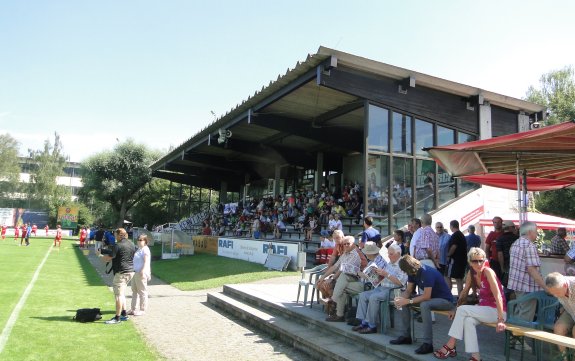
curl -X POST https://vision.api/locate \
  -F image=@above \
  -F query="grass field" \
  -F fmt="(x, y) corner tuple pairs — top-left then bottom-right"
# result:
(0, 237), (161, 361)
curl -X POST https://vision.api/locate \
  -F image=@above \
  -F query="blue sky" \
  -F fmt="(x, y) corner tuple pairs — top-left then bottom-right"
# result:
(1, 0), (574, 162)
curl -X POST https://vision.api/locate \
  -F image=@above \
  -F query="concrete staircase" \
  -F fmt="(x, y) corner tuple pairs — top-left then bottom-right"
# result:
(207, 283), (409, 361)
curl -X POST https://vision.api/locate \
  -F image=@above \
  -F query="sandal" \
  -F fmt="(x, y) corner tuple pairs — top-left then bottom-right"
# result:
(433, 344), (457, 359)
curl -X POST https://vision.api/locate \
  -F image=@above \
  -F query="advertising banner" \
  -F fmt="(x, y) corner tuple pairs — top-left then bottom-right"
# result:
(0, 208), (48, 228)
(57, 206), (79, 229)
(217, 237), (298, 270)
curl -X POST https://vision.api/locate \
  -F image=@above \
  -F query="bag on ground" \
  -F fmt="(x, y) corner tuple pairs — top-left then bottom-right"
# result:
(73, 308), (102, 322)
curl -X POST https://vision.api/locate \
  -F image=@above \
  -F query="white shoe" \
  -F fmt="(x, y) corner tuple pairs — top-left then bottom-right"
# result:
(133, 310), (145, 316)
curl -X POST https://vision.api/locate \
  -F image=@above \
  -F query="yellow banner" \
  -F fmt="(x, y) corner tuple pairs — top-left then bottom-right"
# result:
(57, 206), (79, 229)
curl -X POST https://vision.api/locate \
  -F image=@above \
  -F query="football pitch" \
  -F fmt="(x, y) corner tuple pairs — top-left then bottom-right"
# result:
(0, 237), (160, 361)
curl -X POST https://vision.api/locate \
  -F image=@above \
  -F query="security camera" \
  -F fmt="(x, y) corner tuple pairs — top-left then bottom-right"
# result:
(217, 129), (232, 144)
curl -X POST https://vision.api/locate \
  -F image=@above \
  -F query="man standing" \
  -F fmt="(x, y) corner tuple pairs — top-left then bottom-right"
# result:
(31, 224), (37, 237)
(44, 224), (49, 236)
(94, 226), (105, 253)
(391, 255), (454, 354)
(414, 214), (439, 268)
(436, 222), (451, 284)
(507, 221), (546, 321)
(25, 223), (32, 246)
(446, 220), (467, 296)
(409, 218), (422, 257)
(97, 228), (135, 324)
(360, 216), (381, 248)
(545, 272), (575, 356)
(320, 236), (363, 322)
(20, 223), (28, 246)
(551, 227), (569, 255)
(485, 216), (504, 281)
(496, 220), (519, 289)
(465, 225), (481, 252)
(54, 225), (62, 247)
(353, 244), (408, 333)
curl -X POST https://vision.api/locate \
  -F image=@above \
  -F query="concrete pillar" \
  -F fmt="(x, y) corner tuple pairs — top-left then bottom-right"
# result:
(274, 165), (281, 197)
(219, 181), (228, 204)
(479, 102), (492, 140)
(518, 112), (530, 133)
(315, 152), (324, 191)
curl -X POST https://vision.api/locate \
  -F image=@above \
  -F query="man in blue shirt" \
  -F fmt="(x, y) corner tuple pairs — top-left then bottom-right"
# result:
(360, 216), (381, 249)
(390, 255), (454, 354)
(466, 225), (481, 252)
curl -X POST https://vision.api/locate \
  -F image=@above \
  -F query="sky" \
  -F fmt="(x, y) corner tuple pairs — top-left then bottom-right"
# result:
(1, 1), (574, 162)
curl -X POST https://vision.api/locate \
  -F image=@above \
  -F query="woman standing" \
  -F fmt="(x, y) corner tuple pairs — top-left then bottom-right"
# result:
(433, 247), (507, 361)
(128, 234), (151, 316)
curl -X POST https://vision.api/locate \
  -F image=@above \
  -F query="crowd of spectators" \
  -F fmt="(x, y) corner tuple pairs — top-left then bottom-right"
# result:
(199, 182), (366, 239)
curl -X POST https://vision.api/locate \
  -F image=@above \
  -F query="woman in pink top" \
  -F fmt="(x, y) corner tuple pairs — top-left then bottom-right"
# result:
(434, 247), (507, 361)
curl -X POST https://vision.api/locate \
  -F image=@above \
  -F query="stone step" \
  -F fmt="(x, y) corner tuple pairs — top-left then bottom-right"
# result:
(207, 291), (383, 361)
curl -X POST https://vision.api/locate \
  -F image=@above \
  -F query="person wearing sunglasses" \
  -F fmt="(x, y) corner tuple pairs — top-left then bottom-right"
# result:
(433, 247), (507, 361)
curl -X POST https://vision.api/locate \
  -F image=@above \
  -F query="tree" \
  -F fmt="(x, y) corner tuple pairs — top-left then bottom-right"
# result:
(0, 133), (21, 200)
(530, 67), (575, 218)
(80, 140), (162, 227)
(129, 178), (172, 227)
(526, 66), (575, 124)
(28, 133), (71, 222)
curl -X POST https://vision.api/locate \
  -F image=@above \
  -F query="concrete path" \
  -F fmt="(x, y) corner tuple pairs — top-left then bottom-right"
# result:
(85, 248), (307, 361)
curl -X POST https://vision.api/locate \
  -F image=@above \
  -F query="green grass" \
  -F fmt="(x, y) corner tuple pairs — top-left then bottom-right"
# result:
(0, 238), (161, 361)
(151, 246), (297, 291)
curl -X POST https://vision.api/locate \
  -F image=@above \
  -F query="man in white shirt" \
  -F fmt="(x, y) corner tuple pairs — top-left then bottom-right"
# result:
(409, 218), (422, 257)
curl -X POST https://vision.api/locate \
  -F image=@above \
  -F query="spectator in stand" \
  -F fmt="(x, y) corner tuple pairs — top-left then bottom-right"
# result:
(391, 255), (454, 354)
(360, 216), (381, 248)
(393, 229), (408, 256)
(315, 231), (336, 264)
(446, 220), (467, 296)
(274, 218), (287, 239)
(496, 220), (519, 290)
(465, 225), (481, 252)
(545, 272), (575, 358)
(305, 215), (317, 242)
(414, 214), (439, 269)
(484, 216), (504, 281)
(433, 247), (507, 361)
(507, 221), (547, 322)
(551, 227), (569, 255)
(320, 236), (363, 322)
(333, 214), (343, 231)
(327, 230), (345, 267)
(409, 218), (422, 257)
(353, 243), (408, 334)
(201, 220), (212, 236)
(327, 214), (337, 232)
(436, 222), (451, 285)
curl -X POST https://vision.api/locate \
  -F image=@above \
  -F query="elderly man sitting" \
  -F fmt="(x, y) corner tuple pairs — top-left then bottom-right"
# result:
(319, 235), (363, 322)
(352, 243), (408, 334)
(545, 272), (575, 357)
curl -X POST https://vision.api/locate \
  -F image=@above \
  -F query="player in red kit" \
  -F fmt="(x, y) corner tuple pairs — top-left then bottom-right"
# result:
(14, 226), (20, 242)
(79, 227), (87, 248)
(45, 225), (49, 236)
(1, 225), (6, 240)
(54, 225), (62, 247)
(32, 224), (37, 236)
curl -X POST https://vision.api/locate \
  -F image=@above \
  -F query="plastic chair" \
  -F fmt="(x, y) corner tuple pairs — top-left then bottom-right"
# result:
(296, 264), (328, 306)
(379, 286), (403, 332)
(505, 291), (559, 361)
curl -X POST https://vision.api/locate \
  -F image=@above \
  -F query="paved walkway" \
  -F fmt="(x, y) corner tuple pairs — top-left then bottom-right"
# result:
(85, 248), (307, 361)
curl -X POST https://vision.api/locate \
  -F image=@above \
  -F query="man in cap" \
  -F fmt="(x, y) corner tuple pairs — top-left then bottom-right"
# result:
(496, 220), (519, 289)
(352, 243), (408, 334)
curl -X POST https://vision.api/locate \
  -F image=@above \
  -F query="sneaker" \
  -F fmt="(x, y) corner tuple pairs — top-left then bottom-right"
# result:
(120, 315), (129, 321)
(105, 317), (121, 324)
(133, 310), (145, 316)
(126, 310), (134, 315)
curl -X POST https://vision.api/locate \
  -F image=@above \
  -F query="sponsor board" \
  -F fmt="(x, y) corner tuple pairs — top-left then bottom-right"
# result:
(217, 237), (298, 270)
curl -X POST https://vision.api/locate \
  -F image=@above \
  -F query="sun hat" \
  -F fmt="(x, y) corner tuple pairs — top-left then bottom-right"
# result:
(362, 241), (381, 255)
(502, 220), (515, 229)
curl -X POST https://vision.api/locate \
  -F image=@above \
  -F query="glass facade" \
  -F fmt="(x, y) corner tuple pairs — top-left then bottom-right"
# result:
(366, 103), (478, 234)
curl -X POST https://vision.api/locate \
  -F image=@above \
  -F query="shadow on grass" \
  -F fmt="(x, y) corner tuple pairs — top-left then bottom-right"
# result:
(72, 244), (110, 287)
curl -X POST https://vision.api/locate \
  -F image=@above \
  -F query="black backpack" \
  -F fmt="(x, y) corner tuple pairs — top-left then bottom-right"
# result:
(73, 308), (102, 322)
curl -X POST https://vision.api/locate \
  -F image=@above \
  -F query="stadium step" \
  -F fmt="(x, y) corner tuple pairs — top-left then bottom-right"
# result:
(207, 284), (410, 361)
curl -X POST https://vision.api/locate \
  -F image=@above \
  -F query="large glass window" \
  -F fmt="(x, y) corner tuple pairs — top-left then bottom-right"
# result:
(415, 159), (435, 216)
(367, 154), (389, 214)
(437, 126), (455, 146)
(392, 157), (413, 230)
(458, 132), (477, 144)
(415, 119), (433, 156)
(368, 105), (389, 152)
(392, 112), (412, 154)
(438, 165), (456, 206)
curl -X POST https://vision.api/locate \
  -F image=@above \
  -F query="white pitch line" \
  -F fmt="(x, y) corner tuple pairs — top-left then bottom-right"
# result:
(0, 245), (53, 354)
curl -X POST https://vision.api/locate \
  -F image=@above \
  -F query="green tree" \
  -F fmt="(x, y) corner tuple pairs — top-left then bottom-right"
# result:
(80, 140), (162, 227)
(130, 178), (172, 227)
(28, 133), (71, 222)
(0, 133), (21, 201)
(526, 66), (575, 124)
(530, 67), (575, 218)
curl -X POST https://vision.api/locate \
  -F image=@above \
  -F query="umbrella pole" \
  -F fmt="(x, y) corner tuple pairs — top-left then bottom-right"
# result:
(522, 169), (528, 223)
(516, 159), (522, 223)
